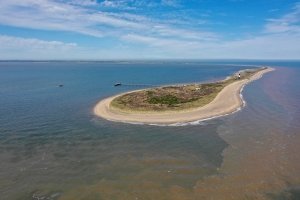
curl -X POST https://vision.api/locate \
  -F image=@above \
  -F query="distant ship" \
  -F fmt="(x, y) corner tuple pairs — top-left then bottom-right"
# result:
(114, 83), (122, 87)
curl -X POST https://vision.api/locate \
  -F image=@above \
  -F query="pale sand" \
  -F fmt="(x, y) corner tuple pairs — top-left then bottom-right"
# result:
(94, 67), (274, 125)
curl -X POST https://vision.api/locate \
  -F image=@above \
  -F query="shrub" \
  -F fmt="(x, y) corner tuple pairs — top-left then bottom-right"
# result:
(148, 95), (180, 105)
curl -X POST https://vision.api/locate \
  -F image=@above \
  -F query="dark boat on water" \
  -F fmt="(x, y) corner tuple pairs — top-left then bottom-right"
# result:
(114, 83), (122, 87)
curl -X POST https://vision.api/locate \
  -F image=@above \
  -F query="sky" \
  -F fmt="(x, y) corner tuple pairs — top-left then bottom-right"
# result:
(0, 0), (299, 60)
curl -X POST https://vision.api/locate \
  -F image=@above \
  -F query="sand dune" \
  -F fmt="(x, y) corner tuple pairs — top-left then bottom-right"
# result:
(94, 67), (274, 125)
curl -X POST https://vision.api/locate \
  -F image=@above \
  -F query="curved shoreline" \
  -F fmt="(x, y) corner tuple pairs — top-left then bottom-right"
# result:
(94, 67), (274, 125)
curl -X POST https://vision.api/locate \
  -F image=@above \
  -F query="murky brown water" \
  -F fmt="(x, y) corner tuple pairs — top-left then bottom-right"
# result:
(0, 62), (299, 200)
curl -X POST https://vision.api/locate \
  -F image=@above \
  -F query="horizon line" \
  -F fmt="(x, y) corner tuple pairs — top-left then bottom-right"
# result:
(1, 58), (300, 62)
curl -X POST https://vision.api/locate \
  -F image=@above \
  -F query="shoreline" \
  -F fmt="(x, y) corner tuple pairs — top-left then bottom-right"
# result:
(94, 67), (274, 125)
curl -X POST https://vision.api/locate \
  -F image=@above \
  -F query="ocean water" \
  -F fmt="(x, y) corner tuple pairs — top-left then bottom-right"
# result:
(0, 60), (299, 200)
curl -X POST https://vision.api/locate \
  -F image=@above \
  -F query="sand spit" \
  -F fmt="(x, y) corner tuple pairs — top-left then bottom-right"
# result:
(94, 67), (274, 125)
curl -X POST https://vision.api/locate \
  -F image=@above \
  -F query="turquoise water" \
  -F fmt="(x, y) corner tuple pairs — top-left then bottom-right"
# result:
(0, 61), (299, 199)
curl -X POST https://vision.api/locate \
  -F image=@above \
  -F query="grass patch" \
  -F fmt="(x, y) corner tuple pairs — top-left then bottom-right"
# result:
(148, 94), (180, 105)
(110, 67), (265, 112)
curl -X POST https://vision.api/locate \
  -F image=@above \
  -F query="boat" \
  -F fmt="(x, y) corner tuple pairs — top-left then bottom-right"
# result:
(114, 83), (122, 87)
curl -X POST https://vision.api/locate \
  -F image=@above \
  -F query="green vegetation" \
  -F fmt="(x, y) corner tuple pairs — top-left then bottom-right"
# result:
(110, 67), (265, 112)
(148, 94), (180, 105)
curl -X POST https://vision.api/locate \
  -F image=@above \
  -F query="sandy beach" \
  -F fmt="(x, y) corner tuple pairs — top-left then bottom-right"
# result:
(94, 67), (274, 125)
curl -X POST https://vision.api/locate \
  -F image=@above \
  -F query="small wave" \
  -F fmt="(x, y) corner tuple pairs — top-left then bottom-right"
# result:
(240, 84), (247, 106)
(148, 120), (208, 127)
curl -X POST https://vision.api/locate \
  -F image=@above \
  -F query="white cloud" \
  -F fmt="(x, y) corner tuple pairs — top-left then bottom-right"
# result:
(152, 25), (218, 41)
(161, 0), (180, 7)
(0, 35), (77, 49)
(0, 35), (77, 59)
(1, 32), (300, 60)
(99, 0), (136, 10)
(0, 0), (101, 37)
(212, 33), (300, 59)
(265, 2), (300, 33)
(0, 0), (299, 59)
(68, 0), (98, 6)
(119, 2), (300, 59)
(101, 0), (119, 7)
(0, 0), (145, 37)
(121, 31), (300, 59)
(0, 0), (216, 41)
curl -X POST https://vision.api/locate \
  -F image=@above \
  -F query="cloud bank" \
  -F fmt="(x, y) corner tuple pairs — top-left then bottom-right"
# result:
(0, 0), (299, 59)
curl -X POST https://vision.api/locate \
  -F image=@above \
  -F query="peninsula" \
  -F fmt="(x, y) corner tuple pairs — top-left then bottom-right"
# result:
(94, 67), (274, 125)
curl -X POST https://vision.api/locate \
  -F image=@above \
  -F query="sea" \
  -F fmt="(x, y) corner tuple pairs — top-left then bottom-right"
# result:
(0, 60), (299, 200)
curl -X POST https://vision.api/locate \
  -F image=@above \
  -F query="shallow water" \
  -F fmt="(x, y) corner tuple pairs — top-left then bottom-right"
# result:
(0, 61), (299, 199)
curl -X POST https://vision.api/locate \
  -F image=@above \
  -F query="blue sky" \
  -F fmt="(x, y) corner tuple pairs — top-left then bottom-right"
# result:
(0, 0), (299, 60)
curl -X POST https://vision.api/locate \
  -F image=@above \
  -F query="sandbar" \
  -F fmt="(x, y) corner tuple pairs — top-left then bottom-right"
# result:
(94, 67), (274, 125)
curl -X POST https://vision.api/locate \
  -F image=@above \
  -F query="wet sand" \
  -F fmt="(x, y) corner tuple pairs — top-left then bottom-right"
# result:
(94, 67), (274, 125)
